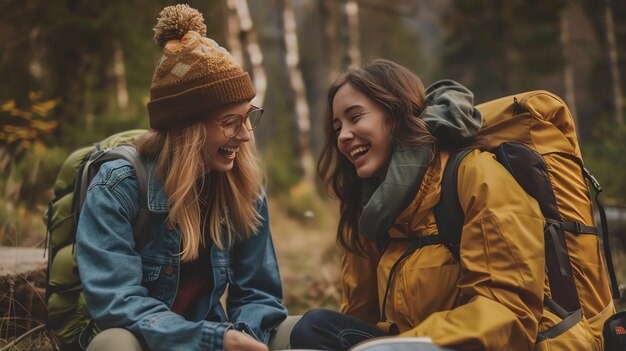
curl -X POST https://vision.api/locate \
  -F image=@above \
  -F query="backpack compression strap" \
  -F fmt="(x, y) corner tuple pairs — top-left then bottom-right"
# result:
(75, 145), (150, 251)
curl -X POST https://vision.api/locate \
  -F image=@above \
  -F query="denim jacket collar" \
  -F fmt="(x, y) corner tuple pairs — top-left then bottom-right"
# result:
(146, 158), (169, 213)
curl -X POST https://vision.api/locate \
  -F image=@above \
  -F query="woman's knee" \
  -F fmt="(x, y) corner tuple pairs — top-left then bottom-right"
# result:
(291, 309), (340, 340)
(269, 315), (302, 351)
(86, 328), (143, 351)
(295, 309), (337, 329)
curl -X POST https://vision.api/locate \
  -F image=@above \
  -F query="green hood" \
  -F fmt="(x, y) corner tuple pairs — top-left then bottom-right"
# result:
(359, 79), (482, 242)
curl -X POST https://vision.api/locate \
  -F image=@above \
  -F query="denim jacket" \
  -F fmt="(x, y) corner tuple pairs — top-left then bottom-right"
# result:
(76, 158), (287, 351)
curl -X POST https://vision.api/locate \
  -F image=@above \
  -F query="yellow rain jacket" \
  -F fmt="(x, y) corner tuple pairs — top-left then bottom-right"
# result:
(342, 85), (613, 350)
(341, 149), (547, 350)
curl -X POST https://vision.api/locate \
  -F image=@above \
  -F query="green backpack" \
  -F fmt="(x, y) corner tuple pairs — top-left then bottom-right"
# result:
(43, 129), (150, 349)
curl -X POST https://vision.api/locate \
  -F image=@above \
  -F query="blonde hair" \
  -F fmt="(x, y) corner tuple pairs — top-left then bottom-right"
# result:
(136, 123), (263, 261)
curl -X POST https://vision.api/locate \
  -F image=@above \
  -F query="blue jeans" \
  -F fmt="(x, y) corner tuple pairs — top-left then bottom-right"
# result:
(290, 309), (458, 351)
(291, 309), (386, 350)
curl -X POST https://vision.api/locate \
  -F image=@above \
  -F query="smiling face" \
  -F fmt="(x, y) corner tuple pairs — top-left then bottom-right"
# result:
(204, 101), (253, 172)
(332, 83), (393, 179)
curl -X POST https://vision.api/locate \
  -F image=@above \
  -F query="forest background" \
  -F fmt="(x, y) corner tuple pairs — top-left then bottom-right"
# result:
(1, 0), (626, 345)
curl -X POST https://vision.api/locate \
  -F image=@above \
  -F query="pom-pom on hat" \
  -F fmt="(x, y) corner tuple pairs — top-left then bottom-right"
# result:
(148, 4), (255, 130)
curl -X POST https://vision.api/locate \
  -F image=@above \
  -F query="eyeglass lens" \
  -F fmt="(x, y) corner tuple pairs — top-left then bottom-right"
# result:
(223, 107), (263, 137)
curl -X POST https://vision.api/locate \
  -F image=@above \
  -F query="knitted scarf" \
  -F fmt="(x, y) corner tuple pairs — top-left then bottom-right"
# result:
(359, 80), (483, 242)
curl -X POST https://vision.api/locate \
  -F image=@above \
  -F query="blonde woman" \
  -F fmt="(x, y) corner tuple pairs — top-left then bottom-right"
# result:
(76, 5), (286, 351)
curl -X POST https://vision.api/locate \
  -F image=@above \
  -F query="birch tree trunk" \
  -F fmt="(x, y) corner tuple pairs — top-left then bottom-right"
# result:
(113, 40), (129, 110)
(235, 0), (267, 107)
(224, 0), (267, 107)
(559, 6), (579, 132)
(224, 0), (244, 65)
(278, 0), (315, 186)
(604, 0), (623, 126)
(342, 0), (361, 69)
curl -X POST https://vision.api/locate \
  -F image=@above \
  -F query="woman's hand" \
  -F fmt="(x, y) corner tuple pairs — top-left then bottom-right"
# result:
(224, 330), (268, 351)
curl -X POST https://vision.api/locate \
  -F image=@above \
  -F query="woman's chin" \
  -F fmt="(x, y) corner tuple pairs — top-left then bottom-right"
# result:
(208, 157), (235, 173)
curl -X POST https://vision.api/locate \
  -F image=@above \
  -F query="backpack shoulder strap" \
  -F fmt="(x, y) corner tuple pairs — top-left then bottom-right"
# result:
(434, 148), (475, 259)
(75, 145), (150, 251)
(434, 146), (583, 317)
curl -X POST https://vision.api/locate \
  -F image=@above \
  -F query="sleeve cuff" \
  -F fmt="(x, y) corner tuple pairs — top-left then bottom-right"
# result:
(232, 322), (265, 342)
(202, 321), (232, 351)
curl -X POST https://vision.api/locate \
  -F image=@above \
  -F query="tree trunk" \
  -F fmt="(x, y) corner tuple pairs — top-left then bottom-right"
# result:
(235, 0), (267, 107)
(224, 0), (267, 107)
(113, 40), (129, 110)
(224, 0), (245, 67)
(604, 0), (623, 126)
(278, 0), (315, 186)
(560, 5), (579, 132)
(342, 0), (361, 69)
(319, 0), (339, 83)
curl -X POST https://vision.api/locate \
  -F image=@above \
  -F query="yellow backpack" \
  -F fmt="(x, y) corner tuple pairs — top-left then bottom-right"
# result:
(435, 91), (619, 350)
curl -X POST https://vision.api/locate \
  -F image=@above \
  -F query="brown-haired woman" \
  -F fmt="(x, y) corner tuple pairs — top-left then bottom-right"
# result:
(290, 59), (545, 350)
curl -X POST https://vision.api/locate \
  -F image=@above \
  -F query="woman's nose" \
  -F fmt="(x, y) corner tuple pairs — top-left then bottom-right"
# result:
(234, 125), (251, 142)
(337, 127), (354, 144)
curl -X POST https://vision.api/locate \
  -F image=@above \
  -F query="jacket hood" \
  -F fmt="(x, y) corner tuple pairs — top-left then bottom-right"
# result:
(421, 79), (482, 146)
(360, 79), (482, 242)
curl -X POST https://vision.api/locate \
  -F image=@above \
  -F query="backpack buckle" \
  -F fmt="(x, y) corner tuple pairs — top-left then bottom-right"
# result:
(573, 222), (583, 233)
(544, 219), (562, 232)
(583, 167), (602, 193)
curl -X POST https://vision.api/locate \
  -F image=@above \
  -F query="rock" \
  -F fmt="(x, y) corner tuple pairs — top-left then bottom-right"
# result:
(0, 246), (46, 275)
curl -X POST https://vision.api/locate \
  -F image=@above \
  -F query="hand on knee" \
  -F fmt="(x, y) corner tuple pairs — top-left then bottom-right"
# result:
(225, 330), (268, 351)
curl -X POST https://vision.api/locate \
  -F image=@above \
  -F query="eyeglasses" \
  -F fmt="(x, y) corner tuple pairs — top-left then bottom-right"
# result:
(220, 105), (264, 138)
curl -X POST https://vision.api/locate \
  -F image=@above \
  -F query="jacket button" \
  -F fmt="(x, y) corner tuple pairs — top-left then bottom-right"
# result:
(163, 265), (175, 275)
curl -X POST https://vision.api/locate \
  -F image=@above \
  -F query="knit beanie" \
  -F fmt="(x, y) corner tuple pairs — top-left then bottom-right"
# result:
(147, 4), (255, 130)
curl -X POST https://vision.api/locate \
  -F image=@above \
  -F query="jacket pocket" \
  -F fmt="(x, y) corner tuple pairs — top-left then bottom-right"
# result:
(587, 300), (615, 346)
(535, 309), (601, 351)
(141, 260), (161, 283)
(398, 245), (461, 331)
(141, 258), (176, 303)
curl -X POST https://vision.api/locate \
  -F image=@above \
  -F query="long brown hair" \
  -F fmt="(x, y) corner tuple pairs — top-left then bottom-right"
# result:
(136, 121), (263, 261)
(318, 59), (437, 254)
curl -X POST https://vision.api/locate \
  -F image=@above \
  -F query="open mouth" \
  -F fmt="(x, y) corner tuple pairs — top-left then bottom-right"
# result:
(218, 146), (238, 158)
(348, 144), (370, 160)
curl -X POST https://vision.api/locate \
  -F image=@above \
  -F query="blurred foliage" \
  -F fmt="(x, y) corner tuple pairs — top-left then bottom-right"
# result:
(263, 142), (301, 192)
(441, 0), (565, 100)
(582, 126), (626, 205)
(0, 269), (54, 350)
(281, 181), (333, 228)
(359, 4), (423, 72)
(0, 92), (62, 246)
(0, 93), (58, 170)
(0, 0), (624, 238)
